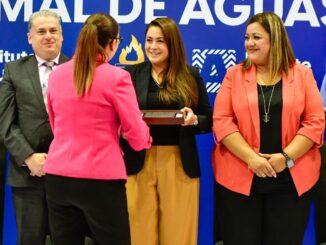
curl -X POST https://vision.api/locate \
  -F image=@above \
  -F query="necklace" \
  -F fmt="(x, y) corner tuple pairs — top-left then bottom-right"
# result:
(152, 77), (163, 88)
(259, 83), (276, 123)
(151, 70), (163, 89)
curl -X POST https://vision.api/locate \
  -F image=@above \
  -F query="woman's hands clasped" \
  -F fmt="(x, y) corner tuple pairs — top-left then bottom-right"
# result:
(249, 153), (288, 178)
(260, 153), (287, 173)
(248, 154), (277, 178)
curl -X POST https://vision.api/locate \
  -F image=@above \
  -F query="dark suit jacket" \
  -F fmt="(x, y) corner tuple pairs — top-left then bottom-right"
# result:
(121, 61), (212, 178)
(0, 54), (69, 187)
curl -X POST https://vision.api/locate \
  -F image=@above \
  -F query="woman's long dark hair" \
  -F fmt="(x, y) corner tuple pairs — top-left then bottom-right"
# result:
(242, 12), (296, 82)
(146, 18), (198, 107)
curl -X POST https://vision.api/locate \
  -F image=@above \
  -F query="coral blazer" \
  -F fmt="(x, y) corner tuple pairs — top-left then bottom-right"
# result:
(212, 63), (325, 196)
(44, 60), (151, 180)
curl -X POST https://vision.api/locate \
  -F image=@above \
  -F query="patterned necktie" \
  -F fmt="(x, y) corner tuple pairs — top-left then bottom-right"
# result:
(42, 61), (55, 110)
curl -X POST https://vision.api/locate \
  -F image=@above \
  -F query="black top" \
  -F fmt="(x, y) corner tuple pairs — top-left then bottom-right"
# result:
(259, 81), (282, 154)
(252, 81), (293, 193)
(147, 76), (179, 145)
(122, 62), (213, 177)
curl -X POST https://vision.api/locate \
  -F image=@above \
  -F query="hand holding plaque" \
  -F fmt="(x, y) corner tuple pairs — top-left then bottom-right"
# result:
(141, 110), (184, 125)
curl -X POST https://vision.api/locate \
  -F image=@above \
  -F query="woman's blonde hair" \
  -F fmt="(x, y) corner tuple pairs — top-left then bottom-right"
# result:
(74, 13), (119, 96)
(146, 17), (198, 107)
(242, 12), (296, 82)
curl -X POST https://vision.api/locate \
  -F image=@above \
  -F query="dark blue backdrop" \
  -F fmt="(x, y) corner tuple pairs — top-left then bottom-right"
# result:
(1, 1), (325, 244)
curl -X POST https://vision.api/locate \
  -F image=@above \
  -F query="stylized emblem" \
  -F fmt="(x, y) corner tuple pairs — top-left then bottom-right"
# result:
(119, 35), (145, 65)
(192, 49), (236, 93)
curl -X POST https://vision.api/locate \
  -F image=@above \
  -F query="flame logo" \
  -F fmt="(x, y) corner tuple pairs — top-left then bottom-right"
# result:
(119, 35), (144, 65)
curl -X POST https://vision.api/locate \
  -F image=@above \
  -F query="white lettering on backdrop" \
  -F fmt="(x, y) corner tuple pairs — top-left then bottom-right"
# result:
(0, 0), (325, 26)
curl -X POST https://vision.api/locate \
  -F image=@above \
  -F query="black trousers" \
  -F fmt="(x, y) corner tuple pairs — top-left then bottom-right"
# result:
(45, 174), (130, 245)
(215, 176), (314, 245)
(12, 186), (49, 245)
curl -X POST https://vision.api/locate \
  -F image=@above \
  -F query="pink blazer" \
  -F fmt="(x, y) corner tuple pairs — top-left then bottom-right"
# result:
(44, 60), (151, 180)
(212, 63), (325, 196)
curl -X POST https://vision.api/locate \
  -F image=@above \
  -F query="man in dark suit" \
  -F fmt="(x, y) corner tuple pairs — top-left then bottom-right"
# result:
(0, 10), (68, 245)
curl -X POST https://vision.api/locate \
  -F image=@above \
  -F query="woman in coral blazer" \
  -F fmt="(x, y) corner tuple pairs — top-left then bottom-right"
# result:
(212, 12), (325, 245)
(44, 14), (151, 245)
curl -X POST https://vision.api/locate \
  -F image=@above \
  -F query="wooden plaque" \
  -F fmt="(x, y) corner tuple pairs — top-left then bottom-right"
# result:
(141, 110), (184, 125)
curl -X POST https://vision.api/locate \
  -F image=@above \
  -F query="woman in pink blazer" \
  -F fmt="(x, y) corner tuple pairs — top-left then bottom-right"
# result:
(212, 12), (325, 245)
(44, 14), (151, 245)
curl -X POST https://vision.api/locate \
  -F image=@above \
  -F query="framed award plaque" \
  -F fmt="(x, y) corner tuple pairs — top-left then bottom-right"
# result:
(141, 110), (184, 125)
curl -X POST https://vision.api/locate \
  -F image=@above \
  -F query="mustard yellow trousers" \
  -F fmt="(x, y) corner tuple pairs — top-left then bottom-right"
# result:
(126, 146), (199, 245)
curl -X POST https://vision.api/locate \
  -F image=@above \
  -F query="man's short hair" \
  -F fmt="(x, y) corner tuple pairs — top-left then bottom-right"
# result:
(28, 10), (62, 31)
